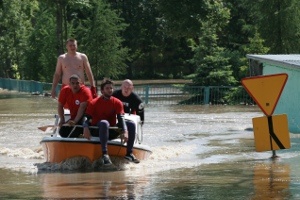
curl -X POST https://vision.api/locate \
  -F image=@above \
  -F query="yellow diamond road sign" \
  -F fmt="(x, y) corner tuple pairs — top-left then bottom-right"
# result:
(241, 73), (288, 116)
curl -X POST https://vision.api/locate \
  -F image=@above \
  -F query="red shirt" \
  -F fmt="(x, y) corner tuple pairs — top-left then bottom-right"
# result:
(85, 96), (124, 126)
(58, 85), (93, 120)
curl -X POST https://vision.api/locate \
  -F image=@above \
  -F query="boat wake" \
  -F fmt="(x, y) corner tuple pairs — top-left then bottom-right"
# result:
(34, 156), (134, 173)
(0, 146), (43, 159)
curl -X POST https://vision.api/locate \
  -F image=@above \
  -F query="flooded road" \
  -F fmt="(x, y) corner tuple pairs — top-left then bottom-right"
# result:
(0, 91), (300, 199)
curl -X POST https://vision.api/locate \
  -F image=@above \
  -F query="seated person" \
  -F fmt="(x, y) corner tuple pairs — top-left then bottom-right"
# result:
(57, 74), (93, 137)
(83, 78), (140, 164)
(112, 79), (145, 124)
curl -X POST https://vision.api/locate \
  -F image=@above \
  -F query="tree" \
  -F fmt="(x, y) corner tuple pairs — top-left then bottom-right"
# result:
(191, 21), (236, 86)
(250, 0), (300, 53)
(0, 0), (38, 79)
(41, 0), (70, 56)
(180, 1), (234, 86)
(155, 0), (209, 38)
(239, 30), (270, 78)
(77, 0), (129, 83)
(109, 0), (165, 78)
(23, 7), (57, 82)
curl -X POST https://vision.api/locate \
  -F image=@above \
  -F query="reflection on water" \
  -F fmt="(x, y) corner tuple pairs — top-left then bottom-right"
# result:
(1, 92), (300, 199)
(253, 162), (290, 200)
(145, 160), (292, 200)
(39, 170), (150, 199)
(0, 159), (296, 199)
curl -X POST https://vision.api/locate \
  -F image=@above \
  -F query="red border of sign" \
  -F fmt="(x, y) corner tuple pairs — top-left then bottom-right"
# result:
(241, 73), (288, 116)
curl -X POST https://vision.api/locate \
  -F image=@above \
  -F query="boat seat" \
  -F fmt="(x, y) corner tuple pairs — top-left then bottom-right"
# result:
(65, 125), (123, 141)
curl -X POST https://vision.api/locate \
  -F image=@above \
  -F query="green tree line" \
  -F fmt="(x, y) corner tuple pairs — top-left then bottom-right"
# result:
(0, 0), (299, 86)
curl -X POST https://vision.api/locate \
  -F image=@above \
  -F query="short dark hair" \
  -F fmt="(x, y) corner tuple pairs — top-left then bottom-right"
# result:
(66, 38), (77, 44)
(69, 74), (79, 80)
(100, 78), (114, 90)
(69, 74), (82, 84)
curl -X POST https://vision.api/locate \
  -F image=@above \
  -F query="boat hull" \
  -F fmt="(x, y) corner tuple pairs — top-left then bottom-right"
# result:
(40, 137), (152, 163)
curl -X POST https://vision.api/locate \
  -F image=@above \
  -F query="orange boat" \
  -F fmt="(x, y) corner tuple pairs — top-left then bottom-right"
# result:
(40, 137), (152, 163)
(40, 112), (152, 163)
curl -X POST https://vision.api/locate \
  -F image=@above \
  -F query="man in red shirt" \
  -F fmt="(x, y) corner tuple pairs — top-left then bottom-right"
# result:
(58, 74), (93, 137)
(82, 78), (140, 165)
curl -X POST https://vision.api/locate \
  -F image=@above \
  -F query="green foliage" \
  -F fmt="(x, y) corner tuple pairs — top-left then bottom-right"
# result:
(155, 0), (230, 38)
(237, 31), (270, 79)
(0, 0), (38, 79)
(1, 0), (300, 86)
(76, 0), (129, 82)
(223, 86), (255, 105)
(155, 0), (208, 38)
(249, 0), (300, 53)
(190, 19), (236, 86)
(243, 31), (270, 55)
(109, 0), (195, 79)
(23, 6), (57, 82)
(220, 0), (256, 50)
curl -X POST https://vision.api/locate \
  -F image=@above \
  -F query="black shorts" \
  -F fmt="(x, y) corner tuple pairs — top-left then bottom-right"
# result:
(59, 126), (83, 138)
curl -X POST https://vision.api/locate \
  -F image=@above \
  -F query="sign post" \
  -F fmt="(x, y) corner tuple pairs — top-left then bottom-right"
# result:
(241, 73), (290, 158)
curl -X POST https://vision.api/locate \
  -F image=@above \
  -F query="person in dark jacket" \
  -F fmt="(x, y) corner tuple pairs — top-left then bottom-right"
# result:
(112, 79), (144, 124)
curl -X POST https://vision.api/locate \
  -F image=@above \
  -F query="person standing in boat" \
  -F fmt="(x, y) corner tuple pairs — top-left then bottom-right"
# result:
(51, 38), (97, 99)
(112, 79), (145, 125)
(82, 78), (140, 165)
(58, 74), (93, 137)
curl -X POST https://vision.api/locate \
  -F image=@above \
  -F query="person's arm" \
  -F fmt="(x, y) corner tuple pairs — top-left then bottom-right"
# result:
(82, 114), (92, 140)
(116, 99), (128, 142)
(73, 102), (88, 124)
(58, 102), (65, 127)
(82, 54), (95, 87)
(138, 102), (145, 124)
(132, 93), (145, 123)
(51, 57), (63, 98)
(117, 114), (127, 132)
(68, 87), (92, 125)
(82, 54), (97, 98)
(117, 114), (128, 143)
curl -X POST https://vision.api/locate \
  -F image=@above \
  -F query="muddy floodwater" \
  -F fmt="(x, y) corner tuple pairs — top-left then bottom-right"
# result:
(0, 92), (300, 199)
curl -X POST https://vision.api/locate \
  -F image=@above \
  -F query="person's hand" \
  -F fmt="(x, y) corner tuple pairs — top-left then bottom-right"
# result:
(83, 127), (91, 140)
(67, 120), (76, 126)
(122, 130), (129, 143)
(91, 86), (98, 98)
(58, 120), (65, 127)
(51, 90), (56, 99)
